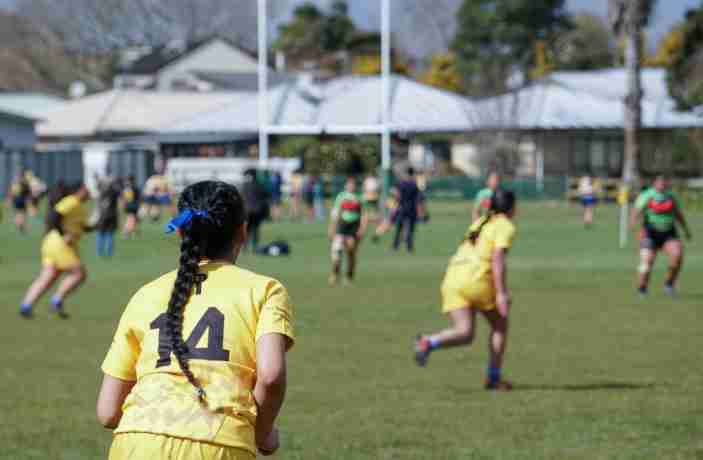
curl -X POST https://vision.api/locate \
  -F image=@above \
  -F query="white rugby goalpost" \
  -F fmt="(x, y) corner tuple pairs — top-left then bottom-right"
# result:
(256, 0), (392, 188)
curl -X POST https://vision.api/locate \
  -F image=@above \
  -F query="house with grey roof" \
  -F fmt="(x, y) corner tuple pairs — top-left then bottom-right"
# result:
(114, 37), (265, 91)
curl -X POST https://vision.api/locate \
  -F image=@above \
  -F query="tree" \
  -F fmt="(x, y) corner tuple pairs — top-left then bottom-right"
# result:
(274, 0), (356, 59)
(15, 0), (265, 53)
(609, 0), (656, 191)
(451, 0), (571, 96)
(273, 3), (326, 59)
(647, 24), (684, 67)
(553, 14), (616, 70)
(0, 10), (110, 92)
(420, 53), (464, 93)
(667, 7), (703, 110)
(320, 1), (355, 52)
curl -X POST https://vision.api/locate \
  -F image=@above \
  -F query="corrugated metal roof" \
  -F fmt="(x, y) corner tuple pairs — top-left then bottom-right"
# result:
(161, 75), (474, 135)
(0, 93), (65, 120)
(38, 90), (239, 138)
(473, 68), (703, 130)
(38, 69), (703, 140)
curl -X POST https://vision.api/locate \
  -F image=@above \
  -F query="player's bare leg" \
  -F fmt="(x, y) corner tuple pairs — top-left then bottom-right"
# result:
(482, 308), (511, 390)
(15, 211), (27, 234)
(638, 248), (657, 295)
(50, 265), (87, 318)
(344, 238), (357, 284)
(663, 240), (683, 296)
(415, 308), (476, 366)
(20, 266), (59, 317)
(329, 236), (343, 286)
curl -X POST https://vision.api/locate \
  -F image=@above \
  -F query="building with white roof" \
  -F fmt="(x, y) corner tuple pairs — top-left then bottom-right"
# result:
(452, 68), (703, 177)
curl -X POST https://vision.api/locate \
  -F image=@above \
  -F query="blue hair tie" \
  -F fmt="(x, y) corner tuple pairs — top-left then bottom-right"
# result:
(165, 209), (209, 234)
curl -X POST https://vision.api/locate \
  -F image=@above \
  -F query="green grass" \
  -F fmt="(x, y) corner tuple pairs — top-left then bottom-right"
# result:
(1, 202), (702, 460)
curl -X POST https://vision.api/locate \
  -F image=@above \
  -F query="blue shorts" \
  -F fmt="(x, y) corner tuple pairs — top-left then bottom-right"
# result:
(581, 195), (597, 207)
(157, 195), (171, 206)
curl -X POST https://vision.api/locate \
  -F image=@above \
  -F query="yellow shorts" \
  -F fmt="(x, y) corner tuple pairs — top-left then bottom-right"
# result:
(109, 433), (255, 460)
(41, 230), (81, 271)
(441, 280), (496, 313)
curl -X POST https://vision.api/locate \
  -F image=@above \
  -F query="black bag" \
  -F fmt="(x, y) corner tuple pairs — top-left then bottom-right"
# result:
(256, 240), (291, 257)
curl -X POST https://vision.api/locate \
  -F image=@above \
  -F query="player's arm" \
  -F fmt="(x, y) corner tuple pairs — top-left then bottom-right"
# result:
(96, 374), (135, 429)
(674, 202), (692, 239)
(253, 333), (288, 456)
(492, 248), (510, 316)
(630, 194), (645, 231)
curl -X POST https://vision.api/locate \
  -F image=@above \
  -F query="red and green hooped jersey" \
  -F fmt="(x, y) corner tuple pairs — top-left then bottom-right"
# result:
(635, 188), (680, 232)
(332, 191), (366, 223)
(474, 188), (493, 216)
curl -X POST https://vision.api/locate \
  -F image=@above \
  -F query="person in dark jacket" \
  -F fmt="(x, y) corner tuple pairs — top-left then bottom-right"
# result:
(96, 177), (120, 257)
(392, 167), (425, 253)
(242, 169), (271, 253)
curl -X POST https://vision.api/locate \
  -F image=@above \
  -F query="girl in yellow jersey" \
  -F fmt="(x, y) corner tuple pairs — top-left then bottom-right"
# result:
(414, 189), (517, 391)
(97, 181), (295, 460)
(19, 183), (92, 318)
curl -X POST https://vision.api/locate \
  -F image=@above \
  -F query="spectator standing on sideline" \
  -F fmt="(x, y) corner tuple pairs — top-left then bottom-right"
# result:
(96, 177), (120, 258)
(393, 167), (425, 253)
(363, 173), (381, 223)
(242, 169), (270, 253)
(270, 170), (283, 221)
(313, 175), (326, 222)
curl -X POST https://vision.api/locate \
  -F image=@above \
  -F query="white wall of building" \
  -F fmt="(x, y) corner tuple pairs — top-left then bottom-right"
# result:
(157, 40), (258, 91)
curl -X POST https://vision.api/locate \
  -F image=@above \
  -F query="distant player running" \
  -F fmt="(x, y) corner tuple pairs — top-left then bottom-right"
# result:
(578, 176), (597, 228)
(6, 174), (32, 233)
(328, 177), (368, 285)
(473, 172), (501, 221)
(121, 176), (141, 237)
(19, 184), (92, 318)
(415, 189), (517, 391)
(631, 176), (692, 296)
(97, 181), (295, 459)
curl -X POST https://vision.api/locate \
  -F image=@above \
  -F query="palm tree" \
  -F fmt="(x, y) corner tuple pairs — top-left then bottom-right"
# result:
(609, 0), (655, 247)
(608, 0), (656, 188)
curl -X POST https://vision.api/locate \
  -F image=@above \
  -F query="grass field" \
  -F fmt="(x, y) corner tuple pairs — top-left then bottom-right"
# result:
(1, 201), (702, 460)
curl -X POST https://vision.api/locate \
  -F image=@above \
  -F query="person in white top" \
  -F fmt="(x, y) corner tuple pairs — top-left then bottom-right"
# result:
(578, 176), (597, 228)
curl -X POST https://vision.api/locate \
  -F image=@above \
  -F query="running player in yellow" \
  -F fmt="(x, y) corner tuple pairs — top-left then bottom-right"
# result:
(6, 173), (32, 233)
(630, 175), (692, 296)
(415, 189), (517, 390)
(19, 183), (92, 318)
(97, 181), (295, 460)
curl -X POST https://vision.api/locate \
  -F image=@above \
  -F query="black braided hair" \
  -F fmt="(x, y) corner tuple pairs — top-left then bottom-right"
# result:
(467, 188), (516, 244)
(165, 181), (246, 401)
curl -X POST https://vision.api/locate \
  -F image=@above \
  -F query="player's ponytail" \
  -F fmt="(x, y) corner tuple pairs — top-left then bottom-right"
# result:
(166, 232), (206, 400)
(466, 188), (516, 245)
(164, 181), (246, 402)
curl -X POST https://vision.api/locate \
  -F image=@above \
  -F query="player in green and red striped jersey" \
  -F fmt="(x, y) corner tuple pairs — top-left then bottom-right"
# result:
(328, 177), (368, 286)
(630, 176), (692, 296)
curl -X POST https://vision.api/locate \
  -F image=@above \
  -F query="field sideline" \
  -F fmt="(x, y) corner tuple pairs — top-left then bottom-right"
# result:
(1, 201), (702, 459)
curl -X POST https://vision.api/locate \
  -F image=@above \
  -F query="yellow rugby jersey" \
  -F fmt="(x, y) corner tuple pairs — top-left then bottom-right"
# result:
(101, 262), (295, 455)
(444, 215), (516, 288)
(54, 194), (88, 240)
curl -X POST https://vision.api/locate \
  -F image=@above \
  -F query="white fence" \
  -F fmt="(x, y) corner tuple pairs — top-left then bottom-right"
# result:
(166, 157), (301, 193)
